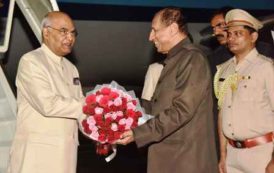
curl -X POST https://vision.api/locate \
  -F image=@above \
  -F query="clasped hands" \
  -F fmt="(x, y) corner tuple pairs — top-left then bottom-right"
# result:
(115, 130), (134, 145)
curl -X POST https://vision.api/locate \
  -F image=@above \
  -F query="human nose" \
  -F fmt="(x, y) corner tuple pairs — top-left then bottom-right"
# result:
(227, 33), (234, 42)
(149, 30), (155, 41)
(212, 23), (226, 34)
(213, 26), (224, 34)
(213, 28), (219, 36)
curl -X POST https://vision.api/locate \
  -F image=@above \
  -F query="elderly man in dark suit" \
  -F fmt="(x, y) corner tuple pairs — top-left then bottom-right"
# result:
(117, 7), (218, 173)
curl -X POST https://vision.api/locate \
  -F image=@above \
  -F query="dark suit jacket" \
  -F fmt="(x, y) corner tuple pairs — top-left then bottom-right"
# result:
(134, 38), (218, 173)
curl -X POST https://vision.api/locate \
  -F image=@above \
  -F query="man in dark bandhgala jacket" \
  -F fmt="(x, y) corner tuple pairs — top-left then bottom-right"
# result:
(117, 7), (218, 173)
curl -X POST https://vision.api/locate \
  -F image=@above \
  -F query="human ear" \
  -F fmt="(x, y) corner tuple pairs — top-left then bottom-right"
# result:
(251, 32), (258, 43)
(170, 22), (179, 36)
(42, 27), (49, 40)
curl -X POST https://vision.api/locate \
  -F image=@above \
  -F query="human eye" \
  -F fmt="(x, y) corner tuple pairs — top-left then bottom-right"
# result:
(220, 22), (226, 27)
(59, 28), (69, 35)
(71, 30), (78, 37)
(152, 27), (161, 33)
(235, 31), (243, 37)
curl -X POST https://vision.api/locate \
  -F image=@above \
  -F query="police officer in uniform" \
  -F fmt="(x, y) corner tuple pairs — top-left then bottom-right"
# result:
(214, 9), (274, 173)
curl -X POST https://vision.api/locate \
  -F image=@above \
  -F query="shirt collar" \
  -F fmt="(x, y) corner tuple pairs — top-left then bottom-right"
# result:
(164, 37), (191, 64)
(168, 38), (191, 58)
(41, 44), (64, 65)
(233, 48), (259, 71)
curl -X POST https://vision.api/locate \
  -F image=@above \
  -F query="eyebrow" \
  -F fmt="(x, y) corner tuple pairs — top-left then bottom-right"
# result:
(60, 27), (76, 31)
(212, 22), (225, 27)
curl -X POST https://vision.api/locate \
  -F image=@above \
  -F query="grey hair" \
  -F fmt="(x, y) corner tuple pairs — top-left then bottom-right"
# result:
(40, 13), (52, 41)
(40, 13), (51, 29)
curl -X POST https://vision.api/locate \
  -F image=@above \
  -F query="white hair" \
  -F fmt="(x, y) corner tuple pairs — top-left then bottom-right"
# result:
(41, 15), (51, 29)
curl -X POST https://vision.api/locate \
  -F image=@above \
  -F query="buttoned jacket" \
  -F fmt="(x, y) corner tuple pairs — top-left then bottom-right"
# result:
(7, 44), (84, 173)
(134, 38), (218, 173)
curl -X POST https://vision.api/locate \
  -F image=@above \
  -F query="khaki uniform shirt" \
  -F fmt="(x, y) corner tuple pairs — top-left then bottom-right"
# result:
(8, 44), (84, 173)
(216, 48), (274, 140)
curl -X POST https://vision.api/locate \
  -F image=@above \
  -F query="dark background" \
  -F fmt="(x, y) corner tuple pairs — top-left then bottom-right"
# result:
(1, 1), (274, 173)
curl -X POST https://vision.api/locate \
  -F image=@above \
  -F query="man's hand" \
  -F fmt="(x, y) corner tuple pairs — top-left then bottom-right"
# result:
(115, 130), (134, 145)
(266, 158), (274, 173)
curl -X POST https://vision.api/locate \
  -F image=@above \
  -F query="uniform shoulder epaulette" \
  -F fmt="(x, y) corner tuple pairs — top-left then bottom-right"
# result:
(261, 55), (273, 63)
(253, 54), (274, 66)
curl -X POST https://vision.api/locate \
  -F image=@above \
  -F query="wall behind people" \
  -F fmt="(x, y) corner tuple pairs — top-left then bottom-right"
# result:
(2, 6), (152, 96)
(0, 3), (273, 173)
(2, 3), (274, 95)
(1, 4), (215, 96)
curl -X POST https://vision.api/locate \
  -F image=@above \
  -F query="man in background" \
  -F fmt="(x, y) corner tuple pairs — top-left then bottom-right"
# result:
(7, 11), (84, 173)
(117, 7), (218, 173)
(209, 7), (233, 76)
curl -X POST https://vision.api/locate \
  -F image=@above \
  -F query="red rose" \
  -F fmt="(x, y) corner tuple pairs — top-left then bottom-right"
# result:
(82, 105), (88, 114)
(110, 106), (119, 112)
(82, 120), (92, 134)
(98, 131), (107, 141)
(136, 111), (142, 118)
(104, 107), (111, 113)
(105, 117), (113, 125)
(108, 131), (115, 142)
(86, 94), (96, 104)
(99, 95), (110, 107)
(87, 106), (95, 115)
(131, 121), (138, 128)
(126, 109), (136, 118)
(121, 98), (128, 109)
(96, 143), (111, 155)
(118, 124), (125, 131)
(114, 131), (121, 139)
(132, 100), (137, 105)
(101, 87), (111, 95)
(81, 119), (88, 128)
(109, 91), (119, 99)
(94, 114), (104, 126)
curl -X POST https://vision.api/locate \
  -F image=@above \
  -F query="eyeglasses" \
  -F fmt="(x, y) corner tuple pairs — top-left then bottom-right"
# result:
(47, 26), (78, 37)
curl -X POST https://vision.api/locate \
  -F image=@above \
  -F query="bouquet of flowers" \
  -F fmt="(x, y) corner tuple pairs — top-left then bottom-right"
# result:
(81, 81), (151, 161)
